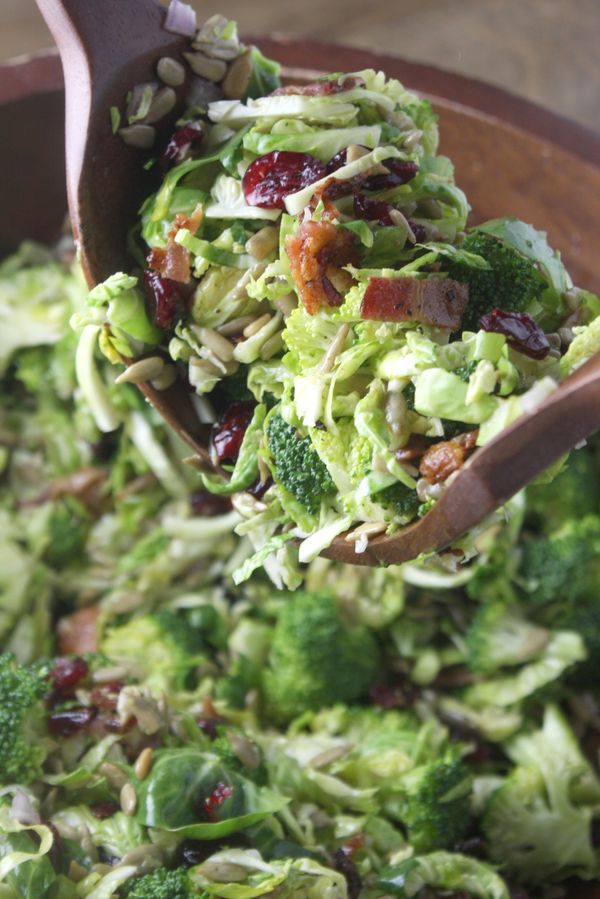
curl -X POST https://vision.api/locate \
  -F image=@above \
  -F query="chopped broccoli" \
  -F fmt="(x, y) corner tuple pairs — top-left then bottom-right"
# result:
(526, 448), (600, 535)
(267, 415), (335, 515)
(378, 481), (420, 521)
(483, 705), (600, 884)
(215, 654), (261, 710)
(0, 653), (48, 785)
(519, 514), (600, 605)
(447, 230), (546, 331)
(557, 598), (600, 688)
(101, 610), (204, 690)
(122, 867), (192, 898)
(263, 591), (380, 722)
(213, 363), (254, 406)
(399, 758), (472, 852)
(465, 602), (549, 674)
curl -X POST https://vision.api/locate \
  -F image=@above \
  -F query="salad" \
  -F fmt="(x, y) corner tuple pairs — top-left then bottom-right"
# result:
(2, 236), (600, 897)
(76, 14), (600, 582)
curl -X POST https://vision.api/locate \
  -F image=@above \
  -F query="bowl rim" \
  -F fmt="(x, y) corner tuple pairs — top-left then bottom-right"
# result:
(0, 42), (598, 169)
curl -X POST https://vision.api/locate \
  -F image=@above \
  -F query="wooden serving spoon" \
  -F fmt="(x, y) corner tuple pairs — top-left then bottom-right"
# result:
(35, 0), (212, 461)
(35, 0), (600, 566)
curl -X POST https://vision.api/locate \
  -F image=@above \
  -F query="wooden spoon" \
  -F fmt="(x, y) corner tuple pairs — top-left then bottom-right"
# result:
(324, 351), (600, 565)
(33, 0), (600, 566)
(35, 0), (212, 461)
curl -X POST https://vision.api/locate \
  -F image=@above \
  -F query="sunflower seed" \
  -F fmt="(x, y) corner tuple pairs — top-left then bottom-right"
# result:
(193, 326), (235, 361)
(199, 862), (249, 882)
(92, 665), (128, 684)
(115, 356), (164, 384)
(120, 783), (138, 816)
(227, 731), (261, 769)
(150, 365), (178, 391)
(274, 293), (297, 316)
(243, 313), (271, 338)
(134, 747), (154, 781)
(260, 331), (284, 360)
(193, 39), (241, 61)
(118, 124), (156, 149)
(223, 49), (253, 99)
(344, 520), (387, 542)
(144, 87), (177, 124)
(183, 51), (227, 82)
(99, 762), (128, 791)
(217, 314), (256, 336)
(157, 56), (186, 87)
(346, 144), (370, 164)
(245, 225), (279, 260)
(320, 324), (350, 373)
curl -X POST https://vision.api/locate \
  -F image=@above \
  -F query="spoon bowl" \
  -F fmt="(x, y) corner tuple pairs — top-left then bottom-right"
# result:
(26, 3), (600, 564)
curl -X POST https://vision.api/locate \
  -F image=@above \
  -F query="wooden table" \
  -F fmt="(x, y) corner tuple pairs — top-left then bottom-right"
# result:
(1, 0), (599, 131)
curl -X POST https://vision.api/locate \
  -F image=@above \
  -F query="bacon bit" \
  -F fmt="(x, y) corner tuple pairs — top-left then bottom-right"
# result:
(341, 833), (365, 859)
(361, 277), (469, 330)
(90, 801), (120, 819)
(271, 76), (364, 96)
(203, 782), (233, 820)
(394, 434), (433, 464)
(286, 219), (359, 315)
(419, 430), (478, 485)
(57, 606), (100, 656)
(148, 203), (203, 284)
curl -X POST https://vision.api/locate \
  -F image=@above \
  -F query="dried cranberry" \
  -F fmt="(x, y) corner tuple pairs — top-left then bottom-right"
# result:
(90, 682), (123, 711)
(189, 489), (232, 517)
(246, 478), (271, 499)
(479, 308), (550, 359)
(362, 159), (419, 192)
(333, 848), (362, 899)
(143, 269), (187, 330)
(48, 707), (95, 736)
(48, 657), (89, 701)
(354, 192), (394, 226)
(242, 151), (326, 209)
(197, 717), (220, 740)
(212, 401), (256, 464)
(159, 121), (204, 172)
(91, 801), (120, 819)
(202, 782), (233, 820)
(408, 221), (428, 244)
(370, 679), (412, 709)
(325, 148), (351, 174)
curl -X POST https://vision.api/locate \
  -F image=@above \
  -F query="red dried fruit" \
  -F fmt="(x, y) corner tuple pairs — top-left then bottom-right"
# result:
(325, 148), (350, 174)
(203, 782), (233, 819)
(362, 159), (419, 192)
(190, 490), (232, 517)
(90, 682), (123, 711)
(49, 657), (89, 700)
(160, 120), (204, 172)
(242, 151), (326, 209)
(479, 308), (550, 359)
(48, 707), (95, 736)
(91, 802), (120, 820)
(143, 269), (188, 329)
(212, 401), (256, 464)
(340, 833), (365, 859)
(197, 717), (220, 740)
(354, 192), (394, 226)
(333, 848), (362, 899)
(408, 220), (428, 244)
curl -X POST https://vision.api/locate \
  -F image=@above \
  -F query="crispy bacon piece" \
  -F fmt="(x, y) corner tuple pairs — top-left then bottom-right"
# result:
(419, 430), (478, 484)
(272, 76), (364, 96)
(147, 204), (203, 284)
(286, 219), (359, 315)
(361, 277), (469, 330)
(57, 606), (100, 656)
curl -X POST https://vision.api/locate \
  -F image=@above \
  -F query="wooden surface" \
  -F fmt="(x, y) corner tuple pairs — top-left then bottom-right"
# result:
(2, 0), (599, 131)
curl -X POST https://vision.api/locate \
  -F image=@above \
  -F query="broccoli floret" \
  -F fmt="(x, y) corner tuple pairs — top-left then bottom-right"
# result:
(378, 481), (420, 521)
(263, 591), (380, 722)
(557, 598), (600, 688)
(465, 602), (549, 674)
(519, 515), (600, 605)
(122, 867), (192, 899)
(101, 610), (204, 690)
(448, 230), (546, 331)
(526, 448), (600, 535)
(399, 758), (472, 853)
(0, 653), (48, 785)
(267, 415), (335, 515)
(45, 498), (89, 567)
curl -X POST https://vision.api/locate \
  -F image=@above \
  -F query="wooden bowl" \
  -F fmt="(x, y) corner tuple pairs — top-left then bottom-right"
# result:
(1, 43), (599, 897)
